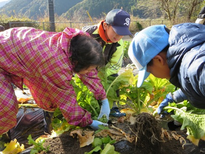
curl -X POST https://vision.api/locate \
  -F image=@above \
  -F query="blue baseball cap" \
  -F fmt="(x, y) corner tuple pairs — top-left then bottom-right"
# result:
(105, 9), (132, 36)
(128, 25), (169, 87)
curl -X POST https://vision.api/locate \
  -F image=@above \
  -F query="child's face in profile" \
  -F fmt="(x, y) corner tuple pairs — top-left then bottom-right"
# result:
(77, 65), (97, 75)
(147, 54), (170, 79)
(104, 23), (123, 43)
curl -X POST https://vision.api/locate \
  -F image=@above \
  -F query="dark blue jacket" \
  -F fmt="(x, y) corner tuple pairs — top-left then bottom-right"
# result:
(167, 23), (205, 108)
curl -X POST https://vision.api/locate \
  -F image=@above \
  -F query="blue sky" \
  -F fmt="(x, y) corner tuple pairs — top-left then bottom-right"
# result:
(0, 0), (10, 7)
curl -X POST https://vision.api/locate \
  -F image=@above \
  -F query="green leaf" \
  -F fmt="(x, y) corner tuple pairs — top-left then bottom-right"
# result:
(98, 115), (108, 123)
(165, 106), (205, 139)
(27, 134), (49, 153)
(27, 135), (36, 145)
(30, 149), (39, 154)
(71, 74), (100, 117)
(85, 145), (102, 154)
(101, 136), (111, 144)
(101, 143), (119, 154)
(92, 138), (103, 147)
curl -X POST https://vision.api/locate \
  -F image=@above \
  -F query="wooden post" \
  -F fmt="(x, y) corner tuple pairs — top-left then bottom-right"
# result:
(48, 0), (55, 32)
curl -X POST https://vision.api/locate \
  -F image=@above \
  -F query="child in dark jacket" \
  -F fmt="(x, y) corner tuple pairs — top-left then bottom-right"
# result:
(128, 23), (205, 114)
(82, 9), (132, 117)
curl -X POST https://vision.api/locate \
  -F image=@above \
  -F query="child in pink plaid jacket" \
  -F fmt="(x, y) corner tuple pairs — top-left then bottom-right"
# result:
(0, 27), (110, 135)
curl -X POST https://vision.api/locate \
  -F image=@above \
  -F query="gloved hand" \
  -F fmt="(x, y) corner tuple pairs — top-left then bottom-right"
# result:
(89, 120), (108, 130)
(98, 98), (110, 120)
(157, 93), (174, 114)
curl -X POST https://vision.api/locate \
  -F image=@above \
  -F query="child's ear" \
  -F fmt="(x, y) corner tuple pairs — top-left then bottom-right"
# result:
(103, 22), (108, 30)
(153, 55), (166, 65)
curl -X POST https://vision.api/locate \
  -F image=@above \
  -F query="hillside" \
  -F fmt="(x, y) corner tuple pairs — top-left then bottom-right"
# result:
(0, 0), (163, 20)
(0, 0), (83, 20)
(61, 0), (139, 20)
(0, 0), (203, 22)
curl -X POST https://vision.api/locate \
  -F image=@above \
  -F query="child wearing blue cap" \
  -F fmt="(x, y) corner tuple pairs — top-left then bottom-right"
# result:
(128, 23), (205, 115)
(82, 9), (132, 117)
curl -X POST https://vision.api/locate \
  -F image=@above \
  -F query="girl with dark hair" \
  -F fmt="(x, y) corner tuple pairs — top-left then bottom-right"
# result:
(0, 27), (109, 135)
(70, 34), (104, 73)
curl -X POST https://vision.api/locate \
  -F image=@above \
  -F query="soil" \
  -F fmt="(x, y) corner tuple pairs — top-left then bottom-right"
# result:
(20, 112), (205, 154)
(5, 87), (205, 154)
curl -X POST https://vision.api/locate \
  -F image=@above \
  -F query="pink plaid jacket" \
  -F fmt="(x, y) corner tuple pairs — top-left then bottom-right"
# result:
(0, 27), (106, 134)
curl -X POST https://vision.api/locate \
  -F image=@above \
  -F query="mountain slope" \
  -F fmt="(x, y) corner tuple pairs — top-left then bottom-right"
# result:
(61, 0), (137, 20)
(0, 0), (83, 20)
(0, 0), (162, 21)
(0, 0), (139, 20)
(0, 0), (200, 21)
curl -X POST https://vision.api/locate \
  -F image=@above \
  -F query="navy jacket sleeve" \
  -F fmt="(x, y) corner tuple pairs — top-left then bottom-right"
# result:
(172, 89), (188, 103)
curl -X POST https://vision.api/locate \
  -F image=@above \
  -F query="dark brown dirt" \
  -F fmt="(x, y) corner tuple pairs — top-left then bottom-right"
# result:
(41, 134), (93, 154)
(26, 112), (205, 154)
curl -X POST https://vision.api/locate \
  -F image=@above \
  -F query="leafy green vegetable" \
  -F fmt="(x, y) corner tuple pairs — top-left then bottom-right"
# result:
(165, 106), (205, 139)
(71, 74), (100, 118)
(92, 137), (103, 147)
(101, 136), (116, 145)
(102, 68), (175, 114)
(84, 146), (102, 154)
(98, 115), (108, 123)
(27, 135), (49, 154)
(101, 143), (119, 154)
(142, 74), (175, 104)
(51, 108), (78, 135)
(88, 136), (117, 154)
(123, 41), (131, 59)
(106, 69), (136, 105)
